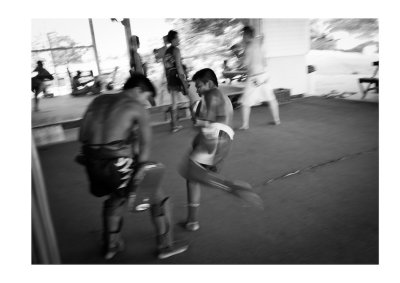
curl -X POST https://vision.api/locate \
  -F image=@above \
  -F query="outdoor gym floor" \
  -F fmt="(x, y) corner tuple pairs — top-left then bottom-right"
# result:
(37, 97), (378, 264)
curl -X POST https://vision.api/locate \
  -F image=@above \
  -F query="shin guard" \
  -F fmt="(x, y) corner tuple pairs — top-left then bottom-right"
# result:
(128, 162), (165, 213)
(150, 197), (172, 248)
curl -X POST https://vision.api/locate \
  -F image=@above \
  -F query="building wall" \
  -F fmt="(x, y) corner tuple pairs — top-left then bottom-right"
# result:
(257, 19), (310, 95)
(267, 55), (308, 94)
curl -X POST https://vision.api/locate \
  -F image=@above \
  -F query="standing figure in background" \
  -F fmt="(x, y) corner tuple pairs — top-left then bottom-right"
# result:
(163, 30), (190, 133)
(153, 35), (170, 106)
(129, 35), (146, 77)
(238, 26), (280, 130)
(31, 61), (54, 111)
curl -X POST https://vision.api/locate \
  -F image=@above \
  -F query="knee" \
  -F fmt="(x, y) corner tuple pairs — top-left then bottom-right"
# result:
(150, 197), (169, 217)
(104, 194), (127, 213)
(151, 187), (166, 205)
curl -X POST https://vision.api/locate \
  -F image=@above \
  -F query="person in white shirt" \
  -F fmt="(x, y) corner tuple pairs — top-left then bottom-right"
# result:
(238, 26), (280, 130)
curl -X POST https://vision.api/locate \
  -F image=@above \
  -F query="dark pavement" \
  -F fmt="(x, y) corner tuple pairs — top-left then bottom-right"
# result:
(37, 97), (379, 264)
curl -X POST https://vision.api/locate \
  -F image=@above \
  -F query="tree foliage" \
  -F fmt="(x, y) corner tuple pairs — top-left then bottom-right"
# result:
(165, 18), (245, 78)
(325, 18), (378, 38)
(310, 18), (378, 50)
(32, 32), (87, 67)
(170, 18), (245, 36)
(47, 33), (87, 66)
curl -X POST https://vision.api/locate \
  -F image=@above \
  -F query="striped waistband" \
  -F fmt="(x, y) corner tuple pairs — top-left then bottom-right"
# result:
(209, 123), (235, 140)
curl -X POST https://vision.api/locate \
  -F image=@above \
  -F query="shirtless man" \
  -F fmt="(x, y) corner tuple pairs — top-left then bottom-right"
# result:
(77, 73), (188, 260)
(239, 26), (280, 130)
(181, 68), (262, 232)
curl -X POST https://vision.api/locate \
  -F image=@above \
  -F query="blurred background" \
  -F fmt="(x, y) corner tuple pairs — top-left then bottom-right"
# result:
(31, 18), (379, 104)
(31, 18), (380, 265)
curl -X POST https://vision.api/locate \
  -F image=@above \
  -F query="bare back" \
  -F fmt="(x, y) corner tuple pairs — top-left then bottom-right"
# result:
(79, 92), (150, 157)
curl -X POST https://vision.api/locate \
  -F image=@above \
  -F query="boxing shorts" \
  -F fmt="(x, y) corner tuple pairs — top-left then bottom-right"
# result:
(79, 146), (138, 197)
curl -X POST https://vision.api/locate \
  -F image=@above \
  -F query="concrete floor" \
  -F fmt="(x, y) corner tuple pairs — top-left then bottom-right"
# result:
(37, 97), (379, 264)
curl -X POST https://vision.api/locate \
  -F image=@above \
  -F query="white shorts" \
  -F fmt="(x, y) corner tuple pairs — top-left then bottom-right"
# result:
(190, 123), (234, 166)
(239, 72), (276, 107)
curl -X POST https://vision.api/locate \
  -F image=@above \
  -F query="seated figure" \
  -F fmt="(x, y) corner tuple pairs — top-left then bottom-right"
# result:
(71, 70), (101, 96)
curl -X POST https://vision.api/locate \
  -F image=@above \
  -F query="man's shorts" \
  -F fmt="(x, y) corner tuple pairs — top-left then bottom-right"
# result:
(82, 147), (138, 197)
(239, 72), (276, 107)
(190, 123), (234, 173)
(166, 70), (184, 93)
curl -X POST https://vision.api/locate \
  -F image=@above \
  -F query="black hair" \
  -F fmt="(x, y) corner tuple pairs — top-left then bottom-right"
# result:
(192, 68), (218, 87)
(242, 26), (255, 38)
(37, 60), (43, 65)
(123, 72), (156, 98)
(130, 35), (140, 47)
(167, 30), (178, 43)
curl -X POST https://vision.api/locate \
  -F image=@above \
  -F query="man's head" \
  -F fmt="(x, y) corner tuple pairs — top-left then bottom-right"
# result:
(37, 61), (43, 67)
(124, 73), (156, 106)
(192, 68), (218, 96)
(242, 26), (255, 44)
(167, 30), (179, 46)
(130, 35), (140, 51)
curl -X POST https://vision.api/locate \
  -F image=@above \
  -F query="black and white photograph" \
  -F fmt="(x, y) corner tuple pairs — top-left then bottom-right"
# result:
(32, 16), (379, 264)
(2, 0), (400, 282)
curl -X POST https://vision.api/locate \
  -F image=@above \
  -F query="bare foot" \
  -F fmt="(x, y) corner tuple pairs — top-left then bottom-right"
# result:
(268, 121), (280, 126)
